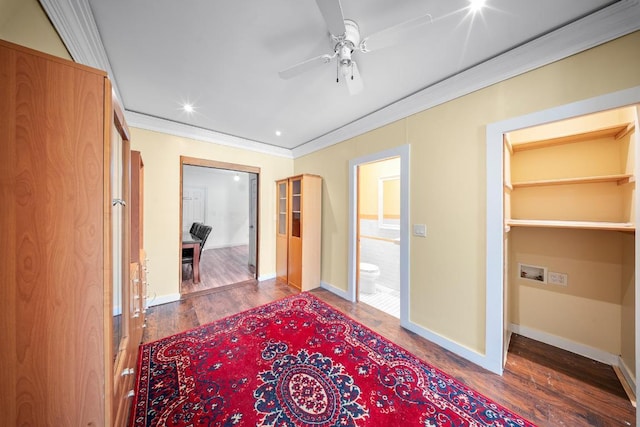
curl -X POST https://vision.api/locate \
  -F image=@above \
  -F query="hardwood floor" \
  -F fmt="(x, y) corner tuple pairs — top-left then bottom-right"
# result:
(181, 245), (254, 295)
(143, 280), (636, 426)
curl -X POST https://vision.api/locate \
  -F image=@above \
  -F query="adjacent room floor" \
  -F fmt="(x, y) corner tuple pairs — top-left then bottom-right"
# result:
(181, 245), (254, 296)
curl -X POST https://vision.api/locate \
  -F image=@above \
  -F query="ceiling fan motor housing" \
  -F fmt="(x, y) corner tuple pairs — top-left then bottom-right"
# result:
(332, 19), (361, 71)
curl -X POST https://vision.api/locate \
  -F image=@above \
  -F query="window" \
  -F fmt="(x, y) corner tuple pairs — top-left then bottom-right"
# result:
(378, 175), (400, 230)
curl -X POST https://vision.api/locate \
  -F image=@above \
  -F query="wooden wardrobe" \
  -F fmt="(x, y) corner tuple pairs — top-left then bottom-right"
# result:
(276, 174), (322, 290)
(0, 39), (143, 426)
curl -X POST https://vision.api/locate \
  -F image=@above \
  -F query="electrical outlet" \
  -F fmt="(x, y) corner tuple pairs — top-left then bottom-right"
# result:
(548, 271), (568, 286)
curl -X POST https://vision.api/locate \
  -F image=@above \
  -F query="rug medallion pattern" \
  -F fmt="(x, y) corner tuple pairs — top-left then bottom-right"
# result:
(131, 293), (535, 426)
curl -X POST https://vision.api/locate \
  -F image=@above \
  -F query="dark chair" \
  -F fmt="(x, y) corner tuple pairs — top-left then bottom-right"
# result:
(182, 224), (212, 278)
(183, 222), (203, 258)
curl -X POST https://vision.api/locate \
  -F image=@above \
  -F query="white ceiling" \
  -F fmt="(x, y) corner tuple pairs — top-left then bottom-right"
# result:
(42, 0), (640, 156)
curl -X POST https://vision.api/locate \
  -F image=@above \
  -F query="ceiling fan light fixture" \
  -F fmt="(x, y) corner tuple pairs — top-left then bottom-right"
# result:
(469, 0), (486, 13)
(339, 60), (352, 78)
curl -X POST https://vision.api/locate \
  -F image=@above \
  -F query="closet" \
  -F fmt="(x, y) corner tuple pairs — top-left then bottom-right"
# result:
(0, 39), (144, 426)
(503, 106), (637, 387)
(276, 174), (322, 290)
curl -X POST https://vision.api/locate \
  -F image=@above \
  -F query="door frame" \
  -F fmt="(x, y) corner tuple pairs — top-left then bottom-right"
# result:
(179, 156), (261, 290)
(486, 85), (640, 376)
(348, 145), (410, 325)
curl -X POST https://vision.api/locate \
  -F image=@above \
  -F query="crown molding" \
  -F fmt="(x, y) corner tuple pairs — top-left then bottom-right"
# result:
(39, 0), (124, 105)
(125, 111), (293, 158)
(41, 0), (640, 159)
(292, 0), (640, 158)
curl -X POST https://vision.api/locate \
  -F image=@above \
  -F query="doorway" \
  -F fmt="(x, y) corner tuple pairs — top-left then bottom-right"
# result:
(179, 157), (260, 296)
(348, 145), (410, 324)
(357, 158), (401, 317)
(486, 87), (640, 385)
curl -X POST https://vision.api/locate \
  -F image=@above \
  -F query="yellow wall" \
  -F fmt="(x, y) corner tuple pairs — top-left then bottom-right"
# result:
(621, 233), (636, 373)
(130, 128), (293, 299)
(5, 0), (640, 359)
(359, 157), (400, 218)
(297, 31), (640, 352)
(0, 0), (70, 59)
(509, 227), (624, 354)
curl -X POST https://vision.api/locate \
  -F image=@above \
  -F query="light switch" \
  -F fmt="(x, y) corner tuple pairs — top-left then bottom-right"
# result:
(413, 224), (427, 237)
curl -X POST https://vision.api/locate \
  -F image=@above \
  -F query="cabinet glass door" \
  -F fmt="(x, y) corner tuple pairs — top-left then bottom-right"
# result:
(290, 179), (301, 238)
(278, 181), (287, 236)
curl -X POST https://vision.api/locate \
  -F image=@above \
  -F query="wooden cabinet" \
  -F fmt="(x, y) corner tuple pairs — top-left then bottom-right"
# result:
(0, 39), (138, 426)
(275, 174), (322, 290)
(131, 151), (145, 264)
(129, 150), (147, 357)
(505, 111), (637, 232)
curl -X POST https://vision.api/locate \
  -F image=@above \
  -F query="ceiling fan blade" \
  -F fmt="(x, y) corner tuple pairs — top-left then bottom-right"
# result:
(278, 54), (334, 79)
(359, 13), (433, 53)
(316, 0), (346, 36)
(345, 61), (363, 95)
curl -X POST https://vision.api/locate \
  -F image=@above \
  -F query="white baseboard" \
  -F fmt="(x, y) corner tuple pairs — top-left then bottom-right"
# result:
(509, 323), (619, 366)
(617, 355), (637, 397)
(402, 318), (493, 372)
(147, 293), (181, 307)
(320, 280), (351, 300)
(258, 273), (276, 281)
(320, 281), (496, 373)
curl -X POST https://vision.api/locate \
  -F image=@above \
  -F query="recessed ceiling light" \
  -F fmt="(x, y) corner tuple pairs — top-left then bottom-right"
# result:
(182, 103), (194, 113)
(469, 0), (486, 12)
(275, 130), (282, 136)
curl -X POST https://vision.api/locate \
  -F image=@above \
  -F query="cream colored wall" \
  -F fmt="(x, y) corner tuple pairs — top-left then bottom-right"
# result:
(295, 120), (407, 297)
(0, 0), (70, 59)
(130, 128), (293, 299)
(294, 31), (640, 354)
(359, 157), (400, 217)
(509, 227), (623, 354)
(621, 233), (636, 375)
(8, 1), (639, 360)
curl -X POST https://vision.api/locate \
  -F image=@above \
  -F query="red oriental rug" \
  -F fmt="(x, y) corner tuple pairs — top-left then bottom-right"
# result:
(130, 293), (535, 426)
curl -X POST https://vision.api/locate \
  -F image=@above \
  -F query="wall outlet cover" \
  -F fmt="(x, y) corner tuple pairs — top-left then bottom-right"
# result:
(548, 271), (568, 286)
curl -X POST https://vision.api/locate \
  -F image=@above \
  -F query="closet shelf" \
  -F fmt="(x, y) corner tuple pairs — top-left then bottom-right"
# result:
(506, 219), (635, 232)
(512, 174), (634, 188)
(512, 123), (634, 152)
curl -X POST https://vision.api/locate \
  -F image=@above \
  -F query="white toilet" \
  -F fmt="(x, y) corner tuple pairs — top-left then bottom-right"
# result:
(359, 262), (380, 294)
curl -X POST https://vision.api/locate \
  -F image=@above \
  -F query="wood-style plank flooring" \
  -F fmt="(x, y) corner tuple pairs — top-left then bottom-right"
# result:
(181, 245), (254, 295)
(143, 280), (635, 426)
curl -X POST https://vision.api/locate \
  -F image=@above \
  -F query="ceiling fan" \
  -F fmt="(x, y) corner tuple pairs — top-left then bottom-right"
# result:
(278, 0), (433, 95)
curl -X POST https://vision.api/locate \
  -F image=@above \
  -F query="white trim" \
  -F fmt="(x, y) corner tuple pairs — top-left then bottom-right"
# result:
(510, 323), (619, 366)
(38, 0), (124, 106)
(486, 86), (640, 378)
(40, 1), (640, 159)
(147, 293), (181, 307)
(403, 318), (489, 368)
(258, 273), (277, 282)
(320, 281), (351, 301)
(617, 355), (637, 397)
(348, 145), (410, 325)
(125, 111), (293, 159)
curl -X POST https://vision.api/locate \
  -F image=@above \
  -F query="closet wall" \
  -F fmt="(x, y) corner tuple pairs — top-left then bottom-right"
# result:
(504, 106), (637, 378)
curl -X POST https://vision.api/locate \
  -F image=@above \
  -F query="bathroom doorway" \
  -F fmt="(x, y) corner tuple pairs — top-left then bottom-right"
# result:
(358, 158), (401, 317)
(348, 146), (410, 322)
